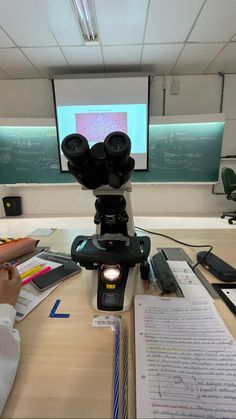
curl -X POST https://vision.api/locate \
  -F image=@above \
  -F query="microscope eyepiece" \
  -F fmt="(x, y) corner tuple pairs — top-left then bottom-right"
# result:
(106, 134), (128, 150)
(104, 132), (134, 188)
(104, 132), (131, 157)
(61, 134), (90, 165)
(65, 137), (83, 152)
(61, 131), (135, 189)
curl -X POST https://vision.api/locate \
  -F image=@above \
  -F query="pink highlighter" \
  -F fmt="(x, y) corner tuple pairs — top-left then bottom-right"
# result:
(21, 266), (52, 286)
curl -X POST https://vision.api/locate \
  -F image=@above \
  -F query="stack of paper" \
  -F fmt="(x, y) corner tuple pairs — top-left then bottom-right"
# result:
(135, 296), (236, 418)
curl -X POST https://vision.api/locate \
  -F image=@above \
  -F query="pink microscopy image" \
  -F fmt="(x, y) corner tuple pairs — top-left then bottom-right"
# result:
(75, 112), (127, 142)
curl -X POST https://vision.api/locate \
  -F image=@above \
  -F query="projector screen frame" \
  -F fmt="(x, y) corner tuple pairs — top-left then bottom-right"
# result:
(52, 73), (150, 173)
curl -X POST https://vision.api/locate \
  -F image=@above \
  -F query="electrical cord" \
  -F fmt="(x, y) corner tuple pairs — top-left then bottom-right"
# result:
(135, 225), (213, 271)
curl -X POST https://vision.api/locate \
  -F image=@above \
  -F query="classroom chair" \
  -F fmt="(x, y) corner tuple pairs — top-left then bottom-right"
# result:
(221, 167), (236, 224)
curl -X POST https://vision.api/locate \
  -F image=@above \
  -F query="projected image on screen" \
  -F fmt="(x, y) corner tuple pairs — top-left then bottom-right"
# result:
(53, 76), (149, 170)
(75, 112), (127, 143)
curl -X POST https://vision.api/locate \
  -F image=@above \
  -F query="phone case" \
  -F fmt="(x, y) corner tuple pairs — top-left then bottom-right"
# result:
(197, 251), (236, 282)
(31, 262), (81, 291)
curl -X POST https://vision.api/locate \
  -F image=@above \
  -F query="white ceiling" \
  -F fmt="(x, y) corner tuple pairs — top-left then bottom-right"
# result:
(0, 0), (236, 79)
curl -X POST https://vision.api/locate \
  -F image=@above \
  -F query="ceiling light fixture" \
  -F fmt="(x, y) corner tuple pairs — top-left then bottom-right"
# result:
(71, 0), (99, 44)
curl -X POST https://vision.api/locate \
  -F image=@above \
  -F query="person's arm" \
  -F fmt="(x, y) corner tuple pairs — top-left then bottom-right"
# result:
(0, 265), (21, 416)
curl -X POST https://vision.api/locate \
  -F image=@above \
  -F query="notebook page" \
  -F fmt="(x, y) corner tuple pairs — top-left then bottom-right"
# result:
(135, 296), (236, 419)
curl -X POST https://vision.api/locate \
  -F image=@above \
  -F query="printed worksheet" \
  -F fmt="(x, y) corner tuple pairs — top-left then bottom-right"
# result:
(167, 260), (212, 300)
(135, 296), (236, 418)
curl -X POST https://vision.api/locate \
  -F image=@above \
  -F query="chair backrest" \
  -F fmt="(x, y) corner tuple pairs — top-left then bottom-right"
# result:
(221, 167), (236, 195)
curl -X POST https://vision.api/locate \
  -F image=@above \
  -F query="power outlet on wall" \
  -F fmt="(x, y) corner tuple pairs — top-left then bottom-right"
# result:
(170, 80), (181, 95)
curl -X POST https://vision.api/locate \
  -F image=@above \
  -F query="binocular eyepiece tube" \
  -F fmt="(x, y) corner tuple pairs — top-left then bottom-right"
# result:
(61, 131), (135, 189)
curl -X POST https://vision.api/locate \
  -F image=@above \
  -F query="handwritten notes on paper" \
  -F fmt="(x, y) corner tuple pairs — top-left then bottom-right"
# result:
(135, 296), (236, 418)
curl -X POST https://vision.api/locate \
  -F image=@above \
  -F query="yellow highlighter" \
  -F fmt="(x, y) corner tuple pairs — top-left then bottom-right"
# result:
(20, 264), (45, 280)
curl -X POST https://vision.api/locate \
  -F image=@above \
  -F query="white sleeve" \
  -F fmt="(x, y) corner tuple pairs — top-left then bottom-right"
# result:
(0, 304), (20, 416)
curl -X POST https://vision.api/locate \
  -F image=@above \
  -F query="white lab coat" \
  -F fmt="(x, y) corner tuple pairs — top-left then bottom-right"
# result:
(0, 304), (20, 416)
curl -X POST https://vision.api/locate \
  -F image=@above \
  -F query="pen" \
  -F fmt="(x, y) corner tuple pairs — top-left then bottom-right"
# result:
(21, 266), (52, 286)
(19, 264), (45, 280)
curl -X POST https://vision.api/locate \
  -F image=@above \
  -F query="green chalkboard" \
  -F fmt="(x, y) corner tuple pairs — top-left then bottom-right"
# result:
(133, 122), (224, 182)
(0, 122), (224, 184)
(0, 126), (74, 184)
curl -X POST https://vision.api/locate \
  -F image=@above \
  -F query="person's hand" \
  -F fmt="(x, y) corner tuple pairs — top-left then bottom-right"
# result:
(0, 264), (21, 306)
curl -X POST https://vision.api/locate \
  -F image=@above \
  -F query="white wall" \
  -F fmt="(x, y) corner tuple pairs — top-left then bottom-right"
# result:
(150, 75), (222, 117)
(222, 75), (236, 155)
(0, 79), (54, 118)
(0, 187), (6, 217)
(0, 74), (236, 216)
(4, 182), (234, 217)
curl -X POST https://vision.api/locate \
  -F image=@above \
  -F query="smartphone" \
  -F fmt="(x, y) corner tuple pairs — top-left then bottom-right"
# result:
(31, 262), (81, 292)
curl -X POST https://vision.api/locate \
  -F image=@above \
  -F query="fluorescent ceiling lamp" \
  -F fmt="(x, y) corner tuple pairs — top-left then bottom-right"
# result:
(72, 0), (98, 43)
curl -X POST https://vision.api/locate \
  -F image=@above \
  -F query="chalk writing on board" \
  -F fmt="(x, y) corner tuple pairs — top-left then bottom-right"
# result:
(0, 126), (71, 183)
(0, 122), (224, 183)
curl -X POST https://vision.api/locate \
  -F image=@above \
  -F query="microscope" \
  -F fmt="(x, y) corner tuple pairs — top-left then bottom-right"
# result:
(61, 131), (150, 312)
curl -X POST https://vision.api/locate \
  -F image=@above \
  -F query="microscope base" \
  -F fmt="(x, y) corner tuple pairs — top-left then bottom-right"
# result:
(91, 265), (139, 312)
